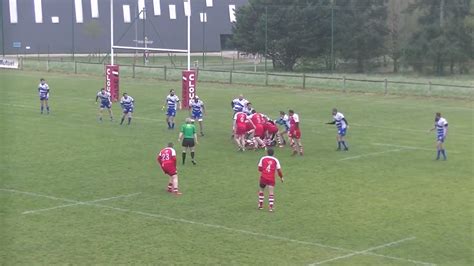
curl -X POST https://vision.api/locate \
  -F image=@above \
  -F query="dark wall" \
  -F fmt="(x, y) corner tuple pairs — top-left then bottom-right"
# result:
(1, 0), (248, 55)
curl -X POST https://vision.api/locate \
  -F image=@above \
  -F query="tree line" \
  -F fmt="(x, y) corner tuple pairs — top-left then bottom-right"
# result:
(231, 0), (473, 75)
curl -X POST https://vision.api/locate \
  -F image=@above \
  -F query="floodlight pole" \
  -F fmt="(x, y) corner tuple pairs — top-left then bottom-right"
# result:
(110, 0), (114, 65)
(264, 6), (268, 72)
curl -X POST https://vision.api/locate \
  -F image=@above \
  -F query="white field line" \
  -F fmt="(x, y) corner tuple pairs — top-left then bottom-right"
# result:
(22, 192), (141, 214)
(339, 149), (405, 161)
(309, 237), (416, 265)
(0, 188), (436, 266)
(372, 143), (460, 154)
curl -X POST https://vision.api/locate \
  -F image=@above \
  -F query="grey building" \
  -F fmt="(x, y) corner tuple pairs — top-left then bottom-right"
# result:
(0, 0), (248, 55)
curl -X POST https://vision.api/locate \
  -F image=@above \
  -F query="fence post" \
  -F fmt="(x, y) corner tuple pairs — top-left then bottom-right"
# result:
(384, 78), (388, 95)
(302, 73), (306, 89)
(47, 59), (50, 72)
(229, 70), (233, 84)
(342, 75), (346, 92)
(428, 81), (432, 96)
(232, 57), (235, 70)
(132, 64), (136, 78)
(265, 72), (268, 86)
(74, 61), (78, 74)
(164, 66), (167, 80)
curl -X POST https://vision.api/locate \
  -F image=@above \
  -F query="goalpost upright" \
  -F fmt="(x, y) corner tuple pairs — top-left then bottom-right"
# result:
(107, 0), (196, 106)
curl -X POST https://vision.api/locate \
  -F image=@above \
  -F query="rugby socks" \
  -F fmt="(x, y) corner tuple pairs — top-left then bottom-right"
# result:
(182, 152), (186, 165)
(436, 149), (447, 160)
(342, 141), (348, 150)
(436, 149), (441, 160)
(337, 141), (342, 150)
(191, 152), (196, 165)
(172, 178), (179, 193)
(120, 117), (124, 125)
(167, 182), (173, 192)
(46, 106), (50, 114)
(128, 117), (131, 125)
(40, 106), (44, 114)
(171, 122), (175, 129)
(269, 194), (274, 211)
(167, 122), (171, 128)
(258, 192), (264, 209)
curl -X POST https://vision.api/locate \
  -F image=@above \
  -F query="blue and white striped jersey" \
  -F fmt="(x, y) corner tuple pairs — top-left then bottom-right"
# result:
(120, 96), (134, 108)
(166, 95), (180, 110)
(189, 99), (204, 113)
(435, 117), (448, 138)
(97, 91), (111, 103)
(333, 112), (347, 130)
(38, 83), (49, 97)
(232, 98), (248, 112)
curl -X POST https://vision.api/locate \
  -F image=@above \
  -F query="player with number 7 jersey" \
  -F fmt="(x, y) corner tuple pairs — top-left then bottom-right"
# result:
(257, 148), (283, 212)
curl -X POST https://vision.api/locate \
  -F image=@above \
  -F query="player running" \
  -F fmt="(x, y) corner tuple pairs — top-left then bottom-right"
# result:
(38, 78), (50, 114)
(178, 118), (198, 165)
(326, 108), (349, 151)
(257, 148), (284, 212)
(164, 89), (180, 129)
(288, 110), (303, 156)
(95, 88), (113, 122)
(120, 93), (134, 125)
(189, 95), (206, 136)
(429, 112), (448, 160)
(157, 142), (182, 195)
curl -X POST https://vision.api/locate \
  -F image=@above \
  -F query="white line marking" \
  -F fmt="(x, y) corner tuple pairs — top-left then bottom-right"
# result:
(22, 192), (141, 214)
(309, 237), (416, 265)
(1, 188), (436, 265)
(339, 149), (405, 161)
(372, 143), (460, 154)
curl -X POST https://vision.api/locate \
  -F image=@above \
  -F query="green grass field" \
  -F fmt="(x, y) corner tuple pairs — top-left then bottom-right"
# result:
(1, 69), (472, 265)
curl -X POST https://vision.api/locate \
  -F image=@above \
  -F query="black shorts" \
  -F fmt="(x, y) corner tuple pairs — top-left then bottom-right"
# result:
(182, 138), (195, 148)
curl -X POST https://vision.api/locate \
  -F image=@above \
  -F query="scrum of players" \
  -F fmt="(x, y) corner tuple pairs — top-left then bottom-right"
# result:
(231, 94), (304, 156)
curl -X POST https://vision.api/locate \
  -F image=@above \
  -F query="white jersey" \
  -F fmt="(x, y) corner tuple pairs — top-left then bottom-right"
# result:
(166, 94), (180, 110)
(38, 83), (49, 97)
(120, 96), (134, 108)
(189, 99), (204, 113)
(97, 91), (111, 103)
(232, 98), (249, 112)
(333, 112), (347, 130)
(435, 117), (448, 138)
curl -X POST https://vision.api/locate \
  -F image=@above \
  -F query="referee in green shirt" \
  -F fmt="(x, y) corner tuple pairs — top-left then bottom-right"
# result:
(178, 118), (198, 165)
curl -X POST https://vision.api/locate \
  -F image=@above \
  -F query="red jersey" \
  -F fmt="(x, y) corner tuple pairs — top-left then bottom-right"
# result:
(265, 121), (278, 134)
(234, 112), (247, 127)
(157, 147), (176, 167)
(289, 113), (300, 131)
(258, 156), (283, 186)
(251, 113), (264, 125)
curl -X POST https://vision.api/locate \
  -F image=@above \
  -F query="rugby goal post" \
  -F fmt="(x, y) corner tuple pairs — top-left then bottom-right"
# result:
(107, 0), (196, 106)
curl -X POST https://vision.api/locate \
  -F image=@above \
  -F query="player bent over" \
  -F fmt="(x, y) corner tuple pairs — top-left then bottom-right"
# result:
(157, 142), (182, 195)
(95, 88), (113, 122)
(258, 148), (284, 212)
(120, 93), (134, 125)
(429, 112), (448, 160)
(38, 78), (50, 114)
